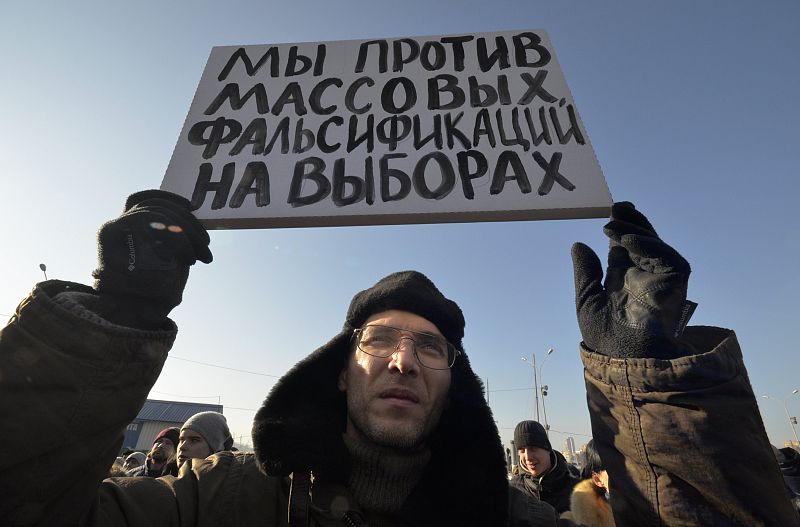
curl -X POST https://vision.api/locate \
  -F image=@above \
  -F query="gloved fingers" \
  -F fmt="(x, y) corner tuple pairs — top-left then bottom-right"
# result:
(571, 242), (607, 311)
(124, 189), (191, 213)
(134, 202), (210, 256)
(123, 190), (213, 264)
(132, 200), (213, 264)
(603, 219), (659, 246)
(607, 202), (658, 238)
(109, 208), (198, 267)
(606, 244), (634, 270)
(123, 207), (197, 265)
(619, 234), (690, 275)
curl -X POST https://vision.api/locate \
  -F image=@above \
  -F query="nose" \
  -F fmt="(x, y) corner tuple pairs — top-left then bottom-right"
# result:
(390, 337), (419, 374)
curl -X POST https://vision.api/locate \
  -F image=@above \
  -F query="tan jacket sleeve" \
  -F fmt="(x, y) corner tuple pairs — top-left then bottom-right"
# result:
(0, 281), (176, 526)
(581, 326), (800, 526)
(86, 453), (287, 527)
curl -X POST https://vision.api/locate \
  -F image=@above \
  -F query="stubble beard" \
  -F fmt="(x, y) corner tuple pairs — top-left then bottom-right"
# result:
(150, 449), (168, 465)
(345, 391), (447, 450)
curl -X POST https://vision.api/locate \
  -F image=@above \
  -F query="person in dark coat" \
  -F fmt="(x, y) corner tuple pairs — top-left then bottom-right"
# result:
(511, 420), (580, 513)
(774, 445), (800, 514)
(127, 427), (180, 477)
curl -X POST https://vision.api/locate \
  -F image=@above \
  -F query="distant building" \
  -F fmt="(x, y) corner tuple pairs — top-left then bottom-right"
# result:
(574, 443), (588, 469)
(122, 399), (223, 453)
(564, 436), (577, 464)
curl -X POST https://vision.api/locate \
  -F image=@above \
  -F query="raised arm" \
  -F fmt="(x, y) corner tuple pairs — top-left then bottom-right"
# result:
(0, 191), (211, 526)
(571, 202), (799, 526)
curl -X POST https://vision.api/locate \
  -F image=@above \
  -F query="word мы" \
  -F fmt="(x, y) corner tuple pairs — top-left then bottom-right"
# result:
(217, 32), (551, 81)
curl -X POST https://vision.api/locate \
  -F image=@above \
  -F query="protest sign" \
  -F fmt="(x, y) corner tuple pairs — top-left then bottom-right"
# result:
(161, 29), (612, 228)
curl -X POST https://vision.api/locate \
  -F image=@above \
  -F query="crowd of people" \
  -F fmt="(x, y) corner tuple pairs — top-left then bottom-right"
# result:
(506, 425), (614, 527)
(1, 191), (799, 526)
(107, 411), (234, 478)
(104, 412), (800, 527)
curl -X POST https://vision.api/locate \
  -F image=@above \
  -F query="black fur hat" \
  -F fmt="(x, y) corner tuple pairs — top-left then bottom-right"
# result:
(345, 271), (465, 350)
(251, 271), (508, 525)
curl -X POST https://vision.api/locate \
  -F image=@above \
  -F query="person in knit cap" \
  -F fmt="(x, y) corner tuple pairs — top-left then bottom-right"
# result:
(247, 269), (554, 525)
(511, 420), (580, 514)
(122, 451), (146, 472)
(178, 411), (233, 467)
(127, 427), (180, 477)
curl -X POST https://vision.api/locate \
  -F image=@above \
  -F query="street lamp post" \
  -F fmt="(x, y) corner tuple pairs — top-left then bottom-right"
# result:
(762, 390), (800, 445)
(540, 384), (550, 435)
(520, 354), (539, 421)
(539, 349), (554, 436)
(521, 348), (555, 433)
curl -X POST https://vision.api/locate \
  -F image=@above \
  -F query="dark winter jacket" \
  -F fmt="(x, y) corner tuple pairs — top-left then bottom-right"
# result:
(777, 446), (800, 514)
(126, 459), (178, 478)
(510, 450), (580, 513)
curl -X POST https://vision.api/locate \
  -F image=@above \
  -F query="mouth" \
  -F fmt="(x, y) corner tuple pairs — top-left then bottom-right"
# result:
(378, 387), (420, 404)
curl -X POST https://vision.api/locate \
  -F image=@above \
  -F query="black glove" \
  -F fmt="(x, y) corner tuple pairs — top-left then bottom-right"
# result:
(571, 201), (697, 359)
(93, 190), (212, 328)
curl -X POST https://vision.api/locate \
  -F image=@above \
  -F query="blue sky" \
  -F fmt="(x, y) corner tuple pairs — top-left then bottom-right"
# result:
(2, 1), (798, 452)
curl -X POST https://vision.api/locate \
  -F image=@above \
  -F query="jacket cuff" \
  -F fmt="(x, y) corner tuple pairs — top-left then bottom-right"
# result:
(580, 326), (743, 392)
(13, 280), (177, 362)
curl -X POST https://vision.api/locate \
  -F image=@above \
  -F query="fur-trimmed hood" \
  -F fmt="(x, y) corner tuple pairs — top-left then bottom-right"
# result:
(562, 479), (615, 527)
(251, 271), (509, 525)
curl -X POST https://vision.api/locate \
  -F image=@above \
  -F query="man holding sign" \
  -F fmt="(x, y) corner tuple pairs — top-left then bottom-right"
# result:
(0, 190), (796, 526)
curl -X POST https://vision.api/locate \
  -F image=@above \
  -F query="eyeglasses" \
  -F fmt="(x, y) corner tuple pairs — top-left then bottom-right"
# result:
(352, 324), (461, 370)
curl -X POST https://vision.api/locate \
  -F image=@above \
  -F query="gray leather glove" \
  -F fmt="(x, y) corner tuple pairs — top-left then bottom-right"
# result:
(571, 202), (697, 359)
(93, 190), (212, 328)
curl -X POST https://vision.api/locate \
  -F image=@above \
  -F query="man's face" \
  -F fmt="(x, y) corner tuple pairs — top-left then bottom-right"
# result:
(122, 456), (140, 471)
(518, 446), (553, 476)
(338, 310), (452, 450)
(178, 429), (212, 466)
(149, 437), (175, 464)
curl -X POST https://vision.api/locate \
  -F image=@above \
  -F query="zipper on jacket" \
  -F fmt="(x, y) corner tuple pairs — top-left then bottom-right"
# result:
(341, 511), (367, 527)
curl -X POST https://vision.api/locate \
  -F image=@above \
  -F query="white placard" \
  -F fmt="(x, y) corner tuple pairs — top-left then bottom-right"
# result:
(161, 30), (612, 228)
